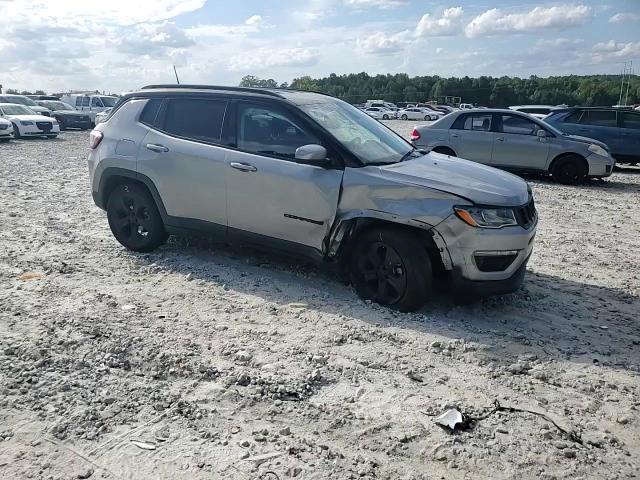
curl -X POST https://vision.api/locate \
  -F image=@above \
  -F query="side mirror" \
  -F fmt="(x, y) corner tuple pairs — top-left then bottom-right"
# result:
(536, 129), (548, 138)
(295, 144), (328, 163)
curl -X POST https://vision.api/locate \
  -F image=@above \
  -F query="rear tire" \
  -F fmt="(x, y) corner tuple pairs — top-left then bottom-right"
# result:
(551, 155), (587, 185)
(432, 146), (456, 157)
(350, 228), (432, 312)
(383, 114), (389, 120)
(106, 182), (168, 252)
(424, 115), (430, 120)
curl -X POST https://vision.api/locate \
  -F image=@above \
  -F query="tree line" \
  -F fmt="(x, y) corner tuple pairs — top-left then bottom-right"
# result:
(240, 73), (640, 107)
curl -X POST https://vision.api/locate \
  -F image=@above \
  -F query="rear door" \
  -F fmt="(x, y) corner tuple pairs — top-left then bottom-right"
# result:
(560, 109), (621, 153)
(619, 111), (640, 158)
(491, 113), (550, 170)
(136, 96), (229, 234)
(224, 100), (343, 252)
(448, 112), (495, 163)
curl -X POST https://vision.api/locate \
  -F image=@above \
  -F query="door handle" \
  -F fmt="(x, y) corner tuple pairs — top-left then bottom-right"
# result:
(146, 143), (169, 153)
(451, 133), (460, 138)
(230, 162), (257, 172)
(496, 137), (505, 142)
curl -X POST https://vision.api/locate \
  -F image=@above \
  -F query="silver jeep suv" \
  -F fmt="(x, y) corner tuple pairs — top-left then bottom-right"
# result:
(88, 85), (537, 311)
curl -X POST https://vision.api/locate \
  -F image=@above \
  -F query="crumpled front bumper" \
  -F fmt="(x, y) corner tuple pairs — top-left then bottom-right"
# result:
(432, 212), (537, 297)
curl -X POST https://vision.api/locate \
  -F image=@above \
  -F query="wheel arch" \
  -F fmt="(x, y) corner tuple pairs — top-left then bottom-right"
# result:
(548, 152), (588, 174)
(431, 145), (457, 156)
(327, 215), (449, 277)
(97, 168), (168, 220)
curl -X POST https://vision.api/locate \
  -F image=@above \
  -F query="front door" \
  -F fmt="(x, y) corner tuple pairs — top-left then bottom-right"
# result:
(491, 113), (550, 170)
(136, 97), (229, 233)
(449, 112), (495, 163)
(225, 101), (343, 253)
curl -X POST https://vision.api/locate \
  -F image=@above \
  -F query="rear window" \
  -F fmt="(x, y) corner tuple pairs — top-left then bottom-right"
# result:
(452, 113), (492, 131)
(621, 112), (640, 130)
(162, 98), (227, 143)
(139, 99), (162, 127)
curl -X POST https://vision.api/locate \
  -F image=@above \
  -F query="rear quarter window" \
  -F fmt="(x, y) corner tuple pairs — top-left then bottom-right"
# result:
(139, 99), (162, 127)
(621, 112), (640, 130)
(161, 98), (227, 144)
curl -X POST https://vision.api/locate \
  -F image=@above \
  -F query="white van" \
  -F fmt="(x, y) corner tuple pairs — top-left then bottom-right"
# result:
(59, 94), (119, 121)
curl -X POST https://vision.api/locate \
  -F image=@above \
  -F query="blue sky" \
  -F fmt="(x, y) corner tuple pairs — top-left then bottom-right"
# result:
(0, 0), (638, 92)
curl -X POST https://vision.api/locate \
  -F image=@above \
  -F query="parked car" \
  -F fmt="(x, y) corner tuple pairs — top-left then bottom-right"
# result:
(545, 107), (640, 164)
(432, 105), (456, 114)
(459, 103), (474, 110)
(59, 94), (118, 122)
(0, 117), (14, 141)
(365, 100), (398, 111)
(27, 95), (60, 101)
(88, 85), (537, 311)
(0, 103), (60, 138)
(363, 107), (396, 120)
(411, 109), (615, 184)
(35, 100), (93, 130)
(0, 94), (51, 117)
(398, 108), (436, 121)
(509, 105), (557, 120)
(94, 108), (113, 124)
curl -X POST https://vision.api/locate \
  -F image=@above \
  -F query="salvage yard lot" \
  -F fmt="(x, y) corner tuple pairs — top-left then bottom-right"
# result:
(0, 129), (639, 479)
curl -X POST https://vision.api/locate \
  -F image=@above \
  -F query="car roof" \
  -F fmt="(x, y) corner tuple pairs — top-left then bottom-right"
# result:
(509, 105), (555, 109)
(135, 84), (335, 106)
(0, 103), (29, 107)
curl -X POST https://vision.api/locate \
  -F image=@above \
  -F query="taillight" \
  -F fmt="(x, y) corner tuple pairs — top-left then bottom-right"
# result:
(411, 128), (420, 141)
(89, 130), (103, 149)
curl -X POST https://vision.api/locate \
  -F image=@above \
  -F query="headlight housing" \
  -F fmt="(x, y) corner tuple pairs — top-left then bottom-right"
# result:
(454, 206), (518, 228)
(588, 144), (608, 157)
(20, 120), (34, 126)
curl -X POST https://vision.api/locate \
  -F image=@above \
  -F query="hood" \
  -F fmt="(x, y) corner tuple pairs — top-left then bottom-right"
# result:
(5, 114), (54, 122)
(54, 110), (88, 117)
(564, 134), (609, 150)
(377, 153), (530, 206)
(30, 106), (50, 113)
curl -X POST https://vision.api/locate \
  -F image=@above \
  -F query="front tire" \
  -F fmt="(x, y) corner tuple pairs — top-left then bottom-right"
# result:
(551, 155), (587, 185)
(350, 228), (432, 312)
(106, 183), (168, 252)
(401, 114), (408, 120)
(12, 123), (20, 139)
(382, 114), (389, 120)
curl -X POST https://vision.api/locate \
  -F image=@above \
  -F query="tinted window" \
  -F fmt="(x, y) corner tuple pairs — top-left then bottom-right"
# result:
(563, 110), (584, 123)
(237, 103), (319, 159)
(519, 108), (550, 114)
(500, 114), (538, 135)
(621, 112), (640, 130)
(584, 110), (617, 127)
(91, 97), (103, 107)
(163, 98), (226, 143)
(452, 113), (492, 131)
(139, 98), (162, 126)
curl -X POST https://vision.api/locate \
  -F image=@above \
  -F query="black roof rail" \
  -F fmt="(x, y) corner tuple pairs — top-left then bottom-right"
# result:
(141, 84), (285, 98)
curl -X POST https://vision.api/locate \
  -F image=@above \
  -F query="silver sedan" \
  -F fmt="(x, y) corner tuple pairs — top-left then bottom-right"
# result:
(411, 108), (615, 184)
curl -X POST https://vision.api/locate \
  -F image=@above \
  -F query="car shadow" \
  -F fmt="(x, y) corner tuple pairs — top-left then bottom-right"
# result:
(131, 236), (640, 374)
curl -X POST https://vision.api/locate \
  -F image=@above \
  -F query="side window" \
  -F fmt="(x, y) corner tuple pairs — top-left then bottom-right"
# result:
(583, 110), (617, 127)
(237, 103), (320, 159)
(82, 97), (90, 107)
(621, 112), (640, 130)
(162, 98), (227, 143)
(139, 98), (162, 127)
(452, 113), (492, 131)
(75, 97), (82, 107)
(500, 114), (538, 135)
(91, 97), (104, 107)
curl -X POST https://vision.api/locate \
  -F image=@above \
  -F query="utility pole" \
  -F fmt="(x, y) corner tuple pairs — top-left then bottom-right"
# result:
(624, 61), (632, 107)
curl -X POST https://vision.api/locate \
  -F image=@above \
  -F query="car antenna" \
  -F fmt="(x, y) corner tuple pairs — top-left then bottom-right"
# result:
(173, 65), (180, 85)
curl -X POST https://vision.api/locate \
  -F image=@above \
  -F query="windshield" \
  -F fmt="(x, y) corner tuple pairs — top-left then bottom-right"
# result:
(6, 95), (37, 106)
(42, 101), (74, 111)
(1, 104), (36, 115)
(100, 97), (118, 107)
(299, 99), (413, 165)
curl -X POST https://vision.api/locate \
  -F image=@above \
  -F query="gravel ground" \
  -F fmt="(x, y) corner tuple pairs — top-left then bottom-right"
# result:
(1, 130), (639, 480)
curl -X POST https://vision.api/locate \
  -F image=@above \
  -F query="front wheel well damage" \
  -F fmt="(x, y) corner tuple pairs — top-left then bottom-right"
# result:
(331, 218), (447, 278)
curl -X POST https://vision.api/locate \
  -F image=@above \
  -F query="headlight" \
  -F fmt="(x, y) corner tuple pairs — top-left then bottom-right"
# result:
(588, 144), (608, 157)
(20, 121), (34, 126)
(454, 206), (518, 228)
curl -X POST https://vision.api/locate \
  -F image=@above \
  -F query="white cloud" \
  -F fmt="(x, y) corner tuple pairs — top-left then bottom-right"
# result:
(587, 40), (640, 65)
(227, 47), (320, 72)
(113, 22), (194, 55)
(465, 4), (592, 37)
(357, 31), (411, 55)
(415, 6), (464, 37)
(609, 12), (640, 23)
(187, 16), (264, 38)
(343, 0), (406, 9)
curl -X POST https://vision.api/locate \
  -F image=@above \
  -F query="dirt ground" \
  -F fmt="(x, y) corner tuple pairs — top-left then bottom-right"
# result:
(0, 128), (639, 480)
